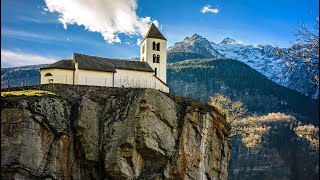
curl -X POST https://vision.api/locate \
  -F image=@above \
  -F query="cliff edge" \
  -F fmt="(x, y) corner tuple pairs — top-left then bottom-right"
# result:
(1, 84), (230, 179)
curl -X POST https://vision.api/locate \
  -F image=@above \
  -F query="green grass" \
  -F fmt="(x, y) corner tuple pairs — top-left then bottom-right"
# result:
(1, 90), (55, 97)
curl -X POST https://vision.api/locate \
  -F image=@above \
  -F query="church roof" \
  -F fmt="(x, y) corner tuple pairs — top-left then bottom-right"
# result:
(41, 60), (75, 70)
(144, 23), (166, 41)
(40, 53), (154, 73)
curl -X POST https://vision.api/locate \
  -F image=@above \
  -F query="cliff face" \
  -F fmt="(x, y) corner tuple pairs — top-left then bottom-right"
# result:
(1, 85), (231, 180)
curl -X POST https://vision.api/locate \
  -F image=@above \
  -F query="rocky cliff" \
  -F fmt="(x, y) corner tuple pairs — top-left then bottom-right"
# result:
(1, 84), (231, 180)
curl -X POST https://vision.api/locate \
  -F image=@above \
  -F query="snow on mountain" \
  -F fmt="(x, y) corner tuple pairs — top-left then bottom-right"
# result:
(168, 34), (224, 58)
(210, 42), (318, 99)
(220, 37), (237, 44)
(168, 34), (318, 99)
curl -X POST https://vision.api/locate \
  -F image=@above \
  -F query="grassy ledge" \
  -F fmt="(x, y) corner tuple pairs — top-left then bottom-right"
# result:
(1, 90), (56, 97)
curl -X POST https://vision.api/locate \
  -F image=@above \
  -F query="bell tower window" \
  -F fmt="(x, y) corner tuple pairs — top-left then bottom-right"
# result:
(155, 68), (157, 76)
(153, 42), (156, 50)
(153, 54), (156, 63)
(157, 43), (160, 51)
(156, 55), (160, 63)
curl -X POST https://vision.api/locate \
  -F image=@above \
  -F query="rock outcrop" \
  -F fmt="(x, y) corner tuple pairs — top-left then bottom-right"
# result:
(1, 84), (231, 179)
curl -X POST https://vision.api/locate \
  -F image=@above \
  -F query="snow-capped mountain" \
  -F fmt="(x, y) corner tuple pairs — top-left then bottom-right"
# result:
(219, 37), (238, 44)
(168, 34), (224, 59)
(168, 35), (319, 99)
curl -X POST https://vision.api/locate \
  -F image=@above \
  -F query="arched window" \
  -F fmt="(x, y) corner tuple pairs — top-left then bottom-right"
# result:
(153, 54), (156, 63)
(45, 73), (52, 77)
(153, 42), (156, 50)
(157, 55), (160, 63)
(157, 43), (160, 51)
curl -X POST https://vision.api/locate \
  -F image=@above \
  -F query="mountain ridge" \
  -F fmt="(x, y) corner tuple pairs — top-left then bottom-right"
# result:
(167, 33), (319, 99)
(167, 58), (319, 122)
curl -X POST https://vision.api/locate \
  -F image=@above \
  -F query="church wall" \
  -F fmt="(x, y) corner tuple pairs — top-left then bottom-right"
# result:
(140, 41), (146, 63)
(77, 69), (113, 86)
(40, 68), (74, 84)
(152, 76), (170, 92)
(114, 69), (154, 88)
(41, 68), (169, 92)
(113, 69), (169, 92)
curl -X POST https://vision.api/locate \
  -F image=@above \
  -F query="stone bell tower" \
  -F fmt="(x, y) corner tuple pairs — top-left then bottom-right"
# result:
(140, 23), (167, 83)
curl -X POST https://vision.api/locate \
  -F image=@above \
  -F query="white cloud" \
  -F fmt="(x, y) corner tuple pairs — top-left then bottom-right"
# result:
(2, 28), (55, 41)
(2, 28), (101, 46)
(1, 49), (58, 68)
(201, 5), (219, 14)
(44, 0), (158, 44)
(136, 38), (142, 46)
(17, 16), (58, 24)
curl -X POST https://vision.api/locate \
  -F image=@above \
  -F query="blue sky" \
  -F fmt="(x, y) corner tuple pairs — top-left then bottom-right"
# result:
(1, 0), (319, 67)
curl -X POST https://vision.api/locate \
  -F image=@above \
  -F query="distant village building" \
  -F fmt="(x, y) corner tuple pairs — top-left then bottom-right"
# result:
(40, 23), (169, 92)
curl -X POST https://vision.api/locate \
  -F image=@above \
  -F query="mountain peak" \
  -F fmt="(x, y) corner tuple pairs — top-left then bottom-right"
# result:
(220, 37), (237, 44)
(190, 33), (203, 40)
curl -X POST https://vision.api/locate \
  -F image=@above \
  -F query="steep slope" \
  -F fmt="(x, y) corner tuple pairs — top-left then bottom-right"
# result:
(167, 58), (319, 180)
(1, 85), (230, 179)
(230, 113), (319, 180)
(168, 34), (318, 99)
(167, 58), (319, 122)
(210, 42), (318, 99)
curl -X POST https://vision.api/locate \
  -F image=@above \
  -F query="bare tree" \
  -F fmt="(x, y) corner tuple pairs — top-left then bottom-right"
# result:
(276, 17), (319, 85)
(209, 93), (247, 123)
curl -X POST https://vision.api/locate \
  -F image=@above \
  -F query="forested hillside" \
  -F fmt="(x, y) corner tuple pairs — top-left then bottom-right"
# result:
(167, 58), (319, 123)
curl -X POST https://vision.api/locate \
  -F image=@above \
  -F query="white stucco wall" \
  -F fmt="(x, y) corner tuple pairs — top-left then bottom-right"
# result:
(114, 69), (153, 88)
(114, 69), (169, 92)
(152, 76), (170, 92)
(41, 67), (169, 92)
(140, 38), (167, 83)
(77, 69), (114, 86)
(40, 68), (74, 84)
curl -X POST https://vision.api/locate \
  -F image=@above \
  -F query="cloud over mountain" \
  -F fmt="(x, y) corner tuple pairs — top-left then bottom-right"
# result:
(1, 49), (58, 68)
(44, 0), (158, 44)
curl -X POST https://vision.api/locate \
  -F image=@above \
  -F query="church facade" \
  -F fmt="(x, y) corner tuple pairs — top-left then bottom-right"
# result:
(40, 23), (169, 93)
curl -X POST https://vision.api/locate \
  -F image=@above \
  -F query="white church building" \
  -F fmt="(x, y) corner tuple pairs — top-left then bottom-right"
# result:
(40, 23), (169, 93)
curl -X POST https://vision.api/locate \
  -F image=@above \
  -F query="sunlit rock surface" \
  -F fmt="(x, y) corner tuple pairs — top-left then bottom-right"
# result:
(1, 84), (230, 179)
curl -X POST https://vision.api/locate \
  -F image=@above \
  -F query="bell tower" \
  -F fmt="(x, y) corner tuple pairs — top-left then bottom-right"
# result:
(140, 23), (167, 83)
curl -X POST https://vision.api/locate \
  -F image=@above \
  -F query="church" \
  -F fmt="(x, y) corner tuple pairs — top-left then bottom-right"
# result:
(40, 23), (169, 93)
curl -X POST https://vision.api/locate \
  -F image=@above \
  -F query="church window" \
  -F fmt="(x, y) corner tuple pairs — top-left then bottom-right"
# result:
(155, 68), (157, 76)
(157, 43), (160, 51)
(157, 55), (160, 63)
(153, 42), (156, 50)
(45, 73), (52, 77)
(153, 54), (156, 63)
